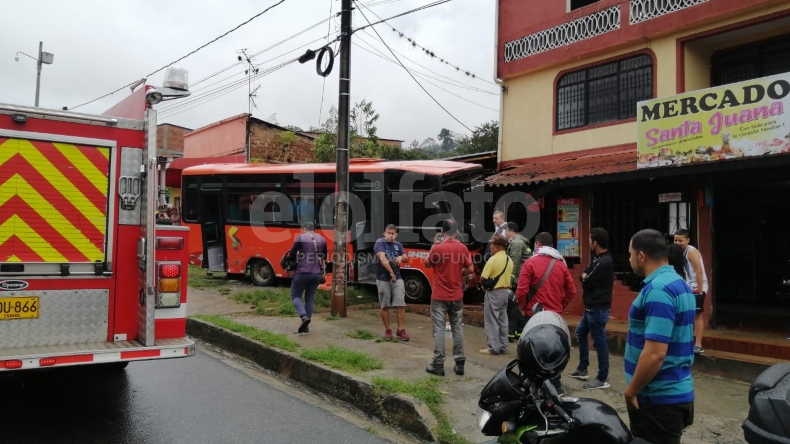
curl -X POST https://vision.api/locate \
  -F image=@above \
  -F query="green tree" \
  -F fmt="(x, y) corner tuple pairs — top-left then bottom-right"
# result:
(457, 121), (499, 155)
(437, 128), (458, 152)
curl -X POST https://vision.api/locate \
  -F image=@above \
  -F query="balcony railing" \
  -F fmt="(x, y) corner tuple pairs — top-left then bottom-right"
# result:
(504, 5), (621, 63)
(629, 0), (709, 24)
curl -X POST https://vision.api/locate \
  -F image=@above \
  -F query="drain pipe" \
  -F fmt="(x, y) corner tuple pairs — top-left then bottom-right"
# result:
(493, 0), (505, 173)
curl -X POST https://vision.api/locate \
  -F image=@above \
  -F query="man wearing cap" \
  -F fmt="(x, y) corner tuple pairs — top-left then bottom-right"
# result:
(480, 234), (514, 355)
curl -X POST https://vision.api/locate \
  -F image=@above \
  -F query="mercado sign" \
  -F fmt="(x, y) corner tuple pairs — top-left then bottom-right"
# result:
(637, 73), (790, 169)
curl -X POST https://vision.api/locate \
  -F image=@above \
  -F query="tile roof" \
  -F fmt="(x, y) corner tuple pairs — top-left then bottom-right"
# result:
(487, 148), (637, 187)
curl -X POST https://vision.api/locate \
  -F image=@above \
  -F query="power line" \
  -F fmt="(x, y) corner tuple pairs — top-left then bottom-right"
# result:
(160, 59), (298, 119)
(352, 0), (454, 34)
(354, 33), (497, 95)
(318, 0), (335, 128)
(354, 0), (473, 132)
(157, 34), (331, 113)
(357, 0), (497, 86)
(352, 41), (498, 112)
(69, 0), (288, 110)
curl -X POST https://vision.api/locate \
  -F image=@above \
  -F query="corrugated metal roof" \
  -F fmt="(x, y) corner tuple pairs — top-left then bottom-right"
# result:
(487, 149), (636, 187)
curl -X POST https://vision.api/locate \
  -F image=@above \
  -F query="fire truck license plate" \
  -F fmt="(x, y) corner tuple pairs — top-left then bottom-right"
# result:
(0, 297), (39, 320)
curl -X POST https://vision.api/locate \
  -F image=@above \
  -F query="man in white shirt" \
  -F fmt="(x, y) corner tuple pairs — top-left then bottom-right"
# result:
(484, 211), (508, 260)
(674, 229), (708, 354)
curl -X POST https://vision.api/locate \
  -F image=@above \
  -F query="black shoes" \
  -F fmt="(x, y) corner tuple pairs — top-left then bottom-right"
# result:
(425, 363), (445, 376)
(298, 317), (311, 333)
(454, 358), (465, 376)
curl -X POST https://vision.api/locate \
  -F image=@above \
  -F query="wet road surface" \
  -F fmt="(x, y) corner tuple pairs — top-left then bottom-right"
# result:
(0, 346), (397, 444)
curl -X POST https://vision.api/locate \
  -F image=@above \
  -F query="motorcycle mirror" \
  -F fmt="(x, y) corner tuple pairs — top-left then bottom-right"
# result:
(542, 379), (562, 405)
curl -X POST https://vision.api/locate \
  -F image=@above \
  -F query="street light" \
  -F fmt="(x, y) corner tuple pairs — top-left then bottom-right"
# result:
(15, 41), (54, 107)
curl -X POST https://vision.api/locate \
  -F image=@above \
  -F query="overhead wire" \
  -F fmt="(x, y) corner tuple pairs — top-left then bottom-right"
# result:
(353, 0), (473, 132)
(318, 0), (335, 128)
(352, 41), (498, 112)
(357, 0), (497, 86)
(354, 32), (497, 95)
(69, 0), (288, 110)
(352, 0), (454, 34)
(157, 33), (332, 113)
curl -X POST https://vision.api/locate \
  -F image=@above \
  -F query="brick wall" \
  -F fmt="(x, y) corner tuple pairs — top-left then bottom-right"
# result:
(157, 124), (191, 153)
(248, 121), (316, 163)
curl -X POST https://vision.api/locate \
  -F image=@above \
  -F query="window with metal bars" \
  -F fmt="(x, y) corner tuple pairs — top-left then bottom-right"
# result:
(711, 34), (790, 86)
(556, 54), (653, 131)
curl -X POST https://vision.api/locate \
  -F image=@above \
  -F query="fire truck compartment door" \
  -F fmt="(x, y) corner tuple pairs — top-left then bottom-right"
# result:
(0, 134), (111, 268)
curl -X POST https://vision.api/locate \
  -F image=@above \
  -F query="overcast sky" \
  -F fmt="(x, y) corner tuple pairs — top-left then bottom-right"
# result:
(1, 0), (499, 144)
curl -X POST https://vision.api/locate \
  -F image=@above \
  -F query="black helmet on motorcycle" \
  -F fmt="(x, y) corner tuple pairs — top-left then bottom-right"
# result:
(517, 311), (571, 381)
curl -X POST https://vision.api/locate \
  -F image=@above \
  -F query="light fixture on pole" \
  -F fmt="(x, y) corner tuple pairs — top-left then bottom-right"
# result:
(15, 41), (54, 107)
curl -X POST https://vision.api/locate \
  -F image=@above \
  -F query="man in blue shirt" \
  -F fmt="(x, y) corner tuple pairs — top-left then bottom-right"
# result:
(374, 224), (410, 341)
(625, 229), (695, 444)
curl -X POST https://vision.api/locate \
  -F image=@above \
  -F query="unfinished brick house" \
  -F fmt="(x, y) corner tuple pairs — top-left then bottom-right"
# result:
(183, 114), (316, 163)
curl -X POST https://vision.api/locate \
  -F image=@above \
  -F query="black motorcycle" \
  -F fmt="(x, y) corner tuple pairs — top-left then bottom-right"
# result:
(476, 307), (650, 444)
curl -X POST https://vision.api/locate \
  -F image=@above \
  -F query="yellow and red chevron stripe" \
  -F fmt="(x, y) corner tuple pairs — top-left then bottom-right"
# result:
(0, 137), (110, 263)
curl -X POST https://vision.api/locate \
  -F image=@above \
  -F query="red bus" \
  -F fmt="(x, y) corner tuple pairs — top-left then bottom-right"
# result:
(181, 159), (485, 303)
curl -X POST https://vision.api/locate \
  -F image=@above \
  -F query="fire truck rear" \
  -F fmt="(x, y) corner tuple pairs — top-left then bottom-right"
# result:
(0, 78), (194, 371)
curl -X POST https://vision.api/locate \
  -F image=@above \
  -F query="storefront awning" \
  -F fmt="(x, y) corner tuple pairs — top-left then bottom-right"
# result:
(487, 149), (636, 187)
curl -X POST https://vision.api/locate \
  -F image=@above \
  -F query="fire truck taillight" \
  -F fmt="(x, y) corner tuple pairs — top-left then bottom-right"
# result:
(156, 262), (182, 308)
(156, 237), (184, 250)
(39, 358), (56, 367)
(159, 264), (181, 278)
(3, 360), (23, 369)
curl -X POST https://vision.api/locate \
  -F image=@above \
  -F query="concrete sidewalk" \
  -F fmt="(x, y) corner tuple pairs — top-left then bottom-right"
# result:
(188, 286), (750, 444)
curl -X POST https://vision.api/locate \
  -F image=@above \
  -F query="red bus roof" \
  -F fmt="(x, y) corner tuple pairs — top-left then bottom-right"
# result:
(182, 159), (482, 177)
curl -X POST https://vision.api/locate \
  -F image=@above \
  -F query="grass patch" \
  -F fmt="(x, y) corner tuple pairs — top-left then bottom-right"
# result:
(231, 287), (331, 316)
(325, 315), (342, 321)
(191, 314), (300, 352)
(300, 346), (383, 373)
(373, 377), (473, 444)
(347, 329), (376, 340)
(347, 285), (378, 305)
(365, 426), (378, 435)
(217, 288), (231, 296)
(188, 266), (229, 289)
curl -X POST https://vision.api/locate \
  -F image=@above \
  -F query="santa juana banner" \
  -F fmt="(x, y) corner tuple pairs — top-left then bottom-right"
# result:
(636, 72), (790, 169)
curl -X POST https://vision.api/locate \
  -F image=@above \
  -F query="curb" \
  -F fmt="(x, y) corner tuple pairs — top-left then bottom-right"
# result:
(187, 318), (439, 443)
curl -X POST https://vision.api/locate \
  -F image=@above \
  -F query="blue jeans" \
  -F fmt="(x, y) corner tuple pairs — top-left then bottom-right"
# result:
(291, 273), (321, 319)
(575, 307), (610, 382)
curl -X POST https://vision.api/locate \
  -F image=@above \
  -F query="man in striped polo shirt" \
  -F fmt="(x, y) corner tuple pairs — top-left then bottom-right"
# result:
(625, 229), (695, 444)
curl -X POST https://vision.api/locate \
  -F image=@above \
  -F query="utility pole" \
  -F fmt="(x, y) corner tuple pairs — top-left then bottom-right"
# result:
(330, 0), (352, 317)
(16, 41), (53, 107)
(238, 49), (259, 162)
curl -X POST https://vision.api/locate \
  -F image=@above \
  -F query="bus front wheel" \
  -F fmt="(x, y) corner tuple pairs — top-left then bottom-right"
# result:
(403, 273), (430, 304)
(249, 260), (275, 287)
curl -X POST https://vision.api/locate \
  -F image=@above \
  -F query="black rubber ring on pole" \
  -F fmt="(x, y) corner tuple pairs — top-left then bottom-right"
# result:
(316, 46), (335, 77)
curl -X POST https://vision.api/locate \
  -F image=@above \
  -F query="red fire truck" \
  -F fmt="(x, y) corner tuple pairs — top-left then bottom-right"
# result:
(0, 79), (194, 371)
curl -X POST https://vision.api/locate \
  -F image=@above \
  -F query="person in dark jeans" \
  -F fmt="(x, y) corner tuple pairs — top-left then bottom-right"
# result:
(286, 222), (327, 333)
(569, 227), (614, 389)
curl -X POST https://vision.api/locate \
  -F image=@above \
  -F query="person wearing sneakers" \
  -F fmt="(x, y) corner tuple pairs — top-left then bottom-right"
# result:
(374, 224), (410, 341)
(479, 234), (514, 356)
(569, 227), (614, 390)
(287, 222), (327, 334)
(673, 229), (708, 355)
(424, 219), (474, 377)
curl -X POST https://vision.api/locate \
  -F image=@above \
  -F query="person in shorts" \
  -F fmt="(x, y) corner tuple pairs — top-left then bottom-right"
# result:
(374, 224), (410, 341)
(673, 229), (708, 354)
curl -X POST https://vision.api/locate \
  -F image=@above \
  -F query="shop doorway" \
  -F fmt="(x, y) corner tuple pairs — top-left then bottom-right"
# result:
(713, 170), (790, 321)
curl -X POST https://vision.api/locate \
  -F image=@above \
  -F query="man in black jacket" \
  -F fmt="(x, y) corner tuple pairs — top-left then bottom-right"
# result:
(569, 227), (614, 389)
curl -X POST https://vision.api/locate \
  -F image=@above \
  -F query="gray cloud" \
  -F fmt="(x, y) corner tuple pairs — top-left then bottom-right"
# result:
(0, 0), (498, 144)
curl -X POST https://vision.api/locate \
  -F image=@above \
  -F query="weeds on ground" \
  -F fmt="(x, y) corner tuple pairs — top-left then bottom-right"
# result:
(300, 346), (383, 373)
(188, 266), (229, 289)
(373, 376), (473, 444)
(191, 314), (300, 352)
(325, 315), (342, 321)
(364, 426), (378, 435)
(230, 288), (331, 316)
(347, 329), (376, 340)
(217, 288), (232, 296)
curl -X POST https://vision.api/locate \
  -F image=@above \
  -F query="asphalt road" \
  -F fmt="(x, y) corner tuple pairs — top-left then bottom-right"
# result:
(0, 346), (400, 444)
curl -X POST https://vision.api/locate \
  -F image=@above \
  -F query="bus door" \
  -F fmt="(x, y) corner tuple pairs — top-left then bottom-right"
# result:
(200, 191), (226, 272)
(350, 172), (384, 284)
